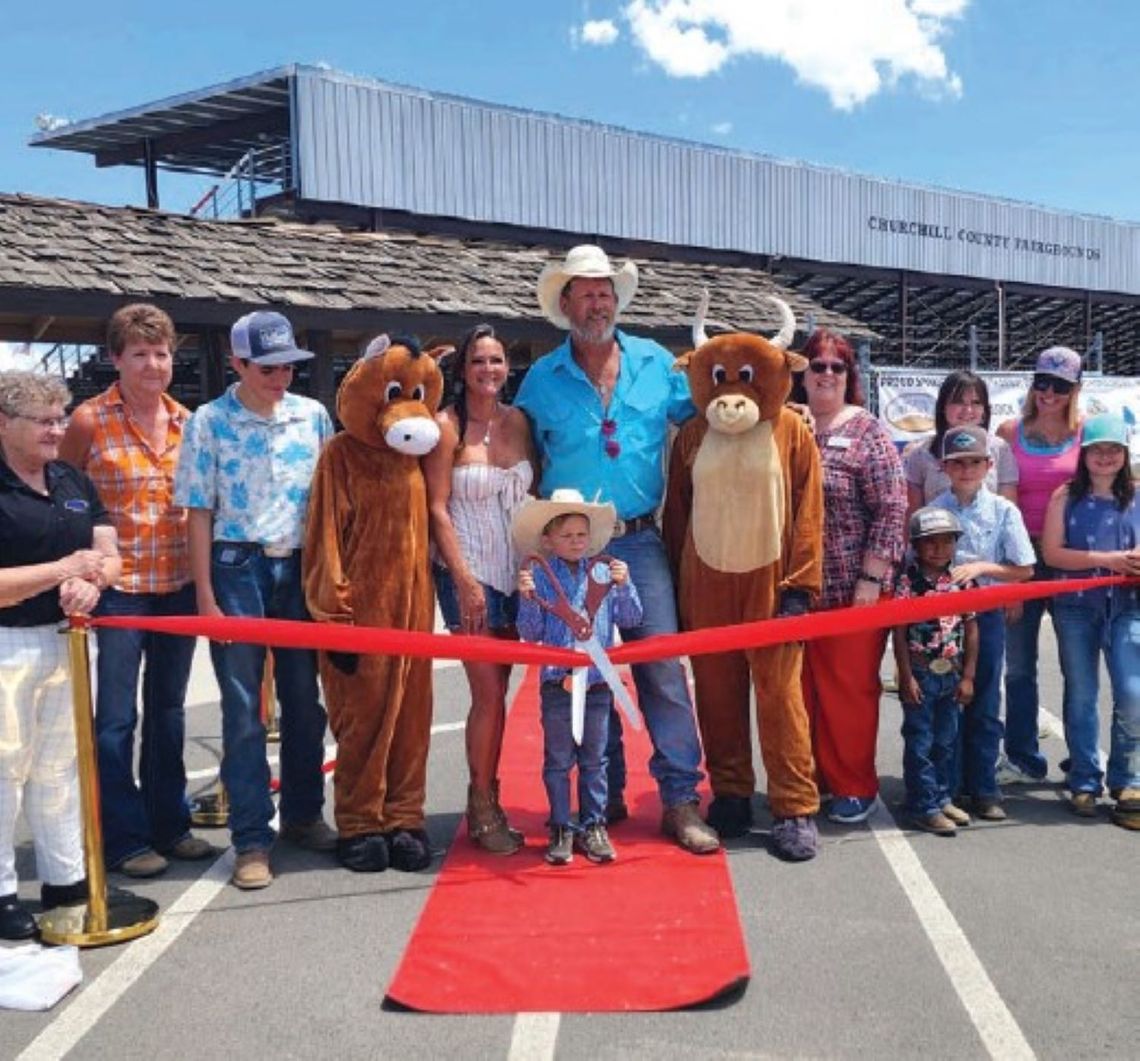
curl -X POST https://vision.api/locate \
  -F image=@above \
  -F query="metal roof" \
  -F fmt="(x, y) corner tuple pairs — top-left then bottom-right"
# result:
(29, 66), (296, 178)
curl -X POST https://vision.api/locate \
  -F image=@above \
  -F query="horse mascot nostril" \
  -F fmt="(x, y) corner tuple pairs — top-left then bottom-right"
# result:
(303, 334), (445, 873)
(662, 295), (826, 861)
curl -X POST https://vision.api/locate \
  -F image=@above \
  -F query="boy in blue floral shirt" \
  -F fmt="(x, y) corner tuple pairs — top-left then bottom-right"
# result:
(514, 490), (642, 866)
(892, 507), (979, 836)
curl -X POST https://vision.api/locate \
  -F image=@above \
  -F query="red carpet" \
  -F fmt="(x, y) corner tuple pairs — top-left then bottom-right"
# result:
(385, 669), (750, 1012)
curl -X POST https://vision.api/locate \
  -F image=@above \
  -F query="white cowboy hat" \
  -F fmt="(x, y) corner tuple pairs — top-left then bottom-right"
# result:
(536, 245), (639, 330)
(511, 489), (618, 558)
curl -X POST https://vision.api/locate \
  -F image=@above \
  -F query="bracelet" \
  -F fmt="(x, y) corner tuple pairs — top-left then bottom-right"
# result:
(857, 573), (884, 587)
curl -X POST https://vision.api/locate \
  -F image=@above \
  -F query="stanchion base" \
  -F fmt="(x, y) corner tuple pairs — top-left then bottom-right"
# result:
(39, 892), (160, 948)
(190, 793), (229, 828)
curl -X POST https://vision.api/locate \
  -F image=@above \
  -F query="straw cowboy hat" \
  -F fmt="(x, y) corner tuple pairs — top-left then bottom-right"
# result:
(512, 489), (618, 558)
(536, 245), (639, 330)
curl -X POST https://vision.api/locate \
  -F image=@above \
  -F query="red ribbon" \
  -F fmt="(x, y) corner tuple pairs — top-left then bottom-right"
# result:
(83, 575), (1136, 668)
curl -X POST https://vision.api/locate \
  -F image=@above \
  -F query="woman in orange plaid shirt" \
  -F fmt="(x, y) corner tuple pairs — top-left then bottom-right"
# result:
(60, 304), (217, 878)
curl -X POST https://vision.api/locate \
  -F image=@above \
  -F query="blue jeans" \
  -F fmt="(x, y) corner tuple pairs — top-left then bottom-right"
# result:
(959, 609), (1006, 801)
(901, 669), (961, 817)
(1003, 564), (1050, 778)
(1053, 601), (1140, 795)
(94, 583), (198, 867)
(209, 544), (328, 853)
(604, 528), (704, 808)
(541, 683), (610, 827)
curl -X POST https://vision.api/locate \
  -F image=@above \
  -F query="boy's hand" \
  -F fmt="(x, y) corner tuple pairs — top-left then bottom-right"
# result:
(955, 677), (975, 705)
(609, 559), (629, 586)
(950, 561), (987, 584)
(900, 674), (922, 706)
(517, 569), (535, 598)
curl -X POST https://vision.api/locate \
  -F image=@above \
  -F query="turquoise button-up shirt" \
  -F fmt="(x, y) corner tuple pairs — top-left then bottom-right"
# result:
(514, 331), (695, 518)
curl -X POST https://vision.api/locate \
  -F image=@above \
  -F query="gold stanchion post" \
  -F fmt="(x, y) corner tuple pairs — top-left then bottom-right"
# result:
(39, 624), (160, 947)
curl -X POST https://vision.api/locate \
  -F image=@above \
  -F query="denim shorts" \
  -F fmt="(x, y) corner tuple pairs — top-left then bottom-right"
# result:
(433, 564), (519, 632)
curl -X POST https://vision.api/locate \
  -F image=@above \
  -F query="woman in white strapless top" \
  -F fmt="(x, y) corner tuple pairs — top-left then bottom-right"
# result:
(423, 324), (536, 854)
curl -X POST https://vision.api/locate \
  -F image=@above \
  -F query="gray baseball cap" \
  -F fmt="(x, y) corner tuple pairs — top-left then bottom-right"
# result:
(909, 506), (963, 541)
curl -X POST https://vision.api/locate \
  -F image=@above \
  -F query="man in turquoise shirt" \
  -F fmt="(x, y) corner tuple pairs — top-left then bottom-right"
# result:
(514, 245), (719, 855)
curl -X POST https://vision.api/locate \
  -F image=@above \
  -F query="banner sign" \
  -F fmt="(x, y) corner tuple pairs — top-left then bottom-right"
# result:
(874, 369), (1140, 469)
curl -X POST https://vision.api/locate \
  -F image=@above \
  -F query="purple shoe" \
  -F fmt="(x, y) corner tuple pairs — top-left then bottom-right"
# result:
(770, 816), (819, 862)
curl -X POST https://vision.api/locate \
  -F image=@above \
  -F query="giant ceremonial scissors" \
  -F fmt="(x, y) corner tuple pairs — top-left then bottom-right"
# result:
(522, 553), (641, 743)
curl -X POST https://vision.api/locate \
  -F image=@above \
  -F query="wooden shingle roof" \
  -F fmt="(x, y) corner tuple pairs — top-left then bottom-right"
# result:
(0, 193), (873, 349)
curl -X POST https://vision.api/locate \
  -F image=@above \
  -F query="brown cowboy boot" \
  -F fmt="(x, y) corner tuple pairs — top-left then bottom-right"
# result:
(467, 785), (522, 855)
(491, 779), (525, 845)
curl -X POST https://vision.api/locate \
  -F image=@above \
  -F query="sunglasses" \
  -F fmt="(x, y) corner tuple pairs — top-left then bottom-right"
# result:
(1032, 374), (1074, 395)
(808, 360), (848, 375)
(601, 418), (620, 458)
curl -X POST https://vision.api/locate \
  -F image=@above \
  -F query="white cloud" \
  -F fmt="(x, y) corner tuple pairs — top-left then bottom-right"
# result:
(622, 0), (968, 110)
(711, 120), (733, 135)
(580, 18), (620, 46)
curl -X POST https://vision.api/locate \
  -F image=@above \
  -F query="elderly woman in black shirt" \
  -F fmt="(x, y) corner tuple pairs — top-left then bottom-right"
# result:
(0, 371), (120, 940)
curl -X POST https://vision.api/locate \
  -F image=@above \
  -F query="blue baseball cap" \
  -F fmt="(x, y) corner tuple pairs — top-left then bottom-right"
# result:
(230, 311), (314, 366)
(1081, 413), (1130, 448)
(941, 425), (989, 461)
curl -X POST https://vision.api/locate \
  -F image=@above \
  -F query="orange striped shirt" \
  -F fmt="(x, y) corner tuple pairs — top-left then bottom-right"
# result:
(76, 383), (190, 593)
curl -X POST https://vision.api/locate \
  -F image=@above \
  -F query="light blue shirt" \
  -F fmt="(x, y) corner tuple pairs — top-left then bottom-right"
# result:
(929, 486), (1036, 585)
(174, 385), (334, 547)
(514, 330), (696, 519)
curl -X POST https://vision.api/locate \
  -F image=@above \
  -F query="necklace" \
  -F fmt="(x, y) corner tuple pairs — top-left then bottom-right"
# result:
(467, 404), (497, 447)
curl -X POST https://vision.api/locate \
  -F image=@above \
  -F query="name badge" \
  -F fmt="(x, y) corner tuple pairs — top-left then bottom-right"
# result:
(827, 436), (852, 450)
(63, 499), (90, 512)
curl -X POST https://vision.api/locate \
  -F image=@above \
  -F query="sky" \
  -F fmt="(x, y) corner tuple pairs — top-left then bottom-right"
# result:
(2, 0), (1139, 225)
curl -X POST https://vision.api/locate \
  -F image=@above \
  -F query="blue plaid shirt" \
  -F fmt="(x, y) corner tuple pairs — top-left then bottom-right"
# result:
(929, 486), (1036, 585)
(517, 556), (643, 685)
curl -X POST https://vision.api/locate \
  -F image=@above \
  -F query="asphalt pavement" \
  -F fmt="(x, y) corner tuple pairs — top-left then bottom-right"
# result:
(3, 618), (1137, 1060)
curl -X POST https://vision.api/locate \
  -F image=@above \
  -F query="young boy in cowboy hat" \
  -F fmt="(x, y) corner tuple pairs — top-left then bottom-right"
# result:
(514, 489), (643, 865)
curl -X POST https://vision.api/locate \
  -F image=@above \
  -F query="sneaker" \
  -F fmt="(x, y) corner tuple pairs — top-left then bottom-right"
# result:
(911, 811), (957, 836)
(770, 816), (819, 861)
(1068, 791), (1099, 818)
(661, 802), (720, 854)
(827, 796), (877, 824)
(117, 849), (169, 878)
(972, 798), (1007, 822)
(575, 822), (616, 863)
(232, 848), (272, 890)
(941, 803), (971, 826)
(165, 836), (222, 861)
(281, 818), (338, 852)
(995, 756), (1045, 786)
(545, 825), (573, 866)
(605, 798), (629, 825)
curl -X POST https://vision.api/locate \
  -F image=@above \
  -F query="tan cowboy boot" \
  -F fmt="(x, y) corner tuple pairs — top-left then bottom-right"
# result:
(467, 785), (522, 855)
(491, 778), (525, 845)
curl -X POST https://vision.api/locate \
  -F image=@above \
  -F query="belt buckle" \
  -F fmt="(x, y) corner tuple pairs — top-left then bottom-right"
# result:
(262, 544), (293, 559)
(928, 658), (954, 676)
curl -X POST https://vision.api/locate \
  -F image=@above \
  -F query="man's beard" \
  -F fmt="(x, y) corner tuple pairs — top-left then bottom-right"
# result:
(570, 318), (615, 345)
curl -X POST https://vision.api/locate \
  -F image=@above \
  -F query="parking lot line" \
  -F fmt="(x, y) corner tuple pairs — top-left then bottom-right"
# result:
(869, 808), (1035, 1060)
(508, 1012), (560, 1061)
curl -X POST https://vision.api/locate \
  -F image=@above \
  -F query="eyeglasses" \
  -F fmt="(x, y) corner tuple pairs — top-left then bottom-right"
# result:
(1032, 374), (1074, 395)
(808, 360), (848, 375)
(601, 418), (620, 458)
(5, 412), (69, 431)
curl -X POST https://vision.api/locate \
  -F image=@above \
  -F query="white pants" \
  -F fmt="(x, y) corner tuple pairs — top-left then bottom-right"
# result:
(0, 625), (83, 894)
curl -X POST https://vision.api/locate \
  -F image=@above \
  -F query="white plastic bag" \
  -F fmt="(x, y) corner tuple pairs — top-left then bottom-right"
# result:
(0, 943), (82, 1010)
